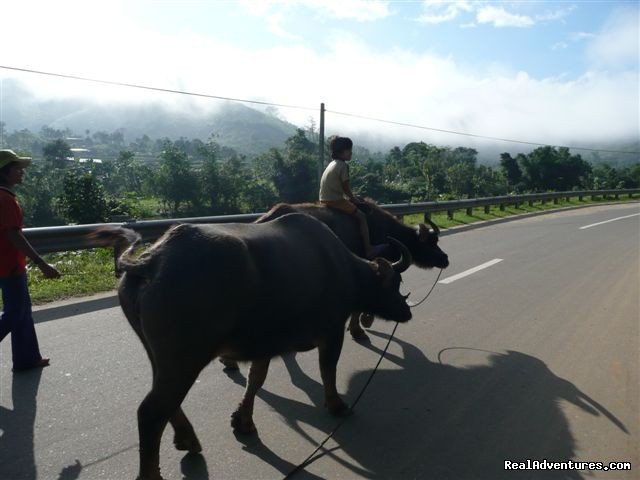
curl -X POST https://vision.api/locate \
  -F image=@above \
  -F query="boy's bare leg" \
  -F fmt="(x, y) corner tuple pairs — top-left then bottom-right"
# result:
(353, 209), (373, 259)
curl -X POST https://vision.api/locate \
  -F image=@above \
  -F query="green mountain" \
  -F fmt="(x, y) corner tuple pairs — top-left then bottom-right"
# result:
(1, 79), (637, 165)
(0, 79), (298, 156)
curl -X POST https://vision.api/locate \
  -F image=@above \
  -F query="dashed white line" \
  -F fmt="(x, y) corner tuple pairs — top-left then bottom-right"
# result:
(438, 258), (503, 285)
(579, 213), (640, 230)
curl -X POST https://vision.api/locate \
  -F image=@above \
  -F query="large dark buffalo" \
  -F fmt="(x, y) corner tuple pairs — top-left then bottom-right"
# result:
(92, 213), (413, 480)
(256, 199), (449, 340)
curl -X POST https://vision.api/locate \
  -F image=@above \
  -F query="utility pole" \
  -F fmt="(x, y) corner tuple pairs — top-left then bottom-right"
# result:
(318, 102), (325, 185)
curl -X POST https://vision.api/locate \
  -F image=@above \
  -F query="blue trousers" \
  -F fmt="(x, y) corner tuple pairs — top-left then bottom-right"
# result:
(0, 272), (43, 369)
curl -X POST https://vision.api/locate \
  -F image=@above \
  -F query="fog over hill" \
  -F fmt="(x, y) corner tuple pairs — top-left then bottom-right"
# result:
(1, 79), (637, 165)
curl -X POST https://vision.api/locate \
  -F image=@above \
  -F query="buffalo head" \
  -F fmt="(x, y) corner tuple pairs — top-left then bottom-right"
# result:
(411, 217), (449, 269)
(367, 237), (413, 323)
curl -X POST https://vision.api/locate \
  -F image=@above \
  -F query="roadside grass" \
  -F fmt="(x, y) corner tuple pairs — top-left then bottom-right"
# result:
(0, 249), (117, 308)
(31, 249), (117, 300)
(6, 195), (636, 307)
(403, 196), (637, 228)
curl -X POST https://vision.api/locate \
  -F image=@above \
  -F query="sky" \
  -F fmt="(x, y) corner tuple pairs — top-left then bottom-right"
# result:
(1, 0), (639, 149)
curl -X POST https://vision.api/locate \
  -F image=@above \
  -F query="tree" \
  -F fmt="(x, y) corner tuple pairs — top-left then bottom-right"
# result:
(112, 150), (147, 194)
(241, 177), (279, 212)
(216, 156), (250, 214)
(519, 146), (591, 191)
(473, 165), (508, 197)
(446, 161), (476, 198)
(42, 139), (72, 168)
(198, 142), (223, 213)
(499, 153), (522, 191)
(16, 162), (65, 226)
(56, 171), (109, 224)
(152, 142), (199, 214)
(255, 129), (318, 204)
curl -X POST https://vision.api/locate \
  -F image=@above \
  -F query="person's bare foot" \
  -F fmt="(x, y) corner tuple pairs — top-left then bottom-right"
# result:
(13, 358), (50, 372)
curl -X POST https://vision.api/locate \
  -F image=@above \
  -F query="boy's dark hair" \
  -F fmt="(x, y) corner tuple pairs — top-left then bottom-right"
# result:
(329, 136), (353, 159)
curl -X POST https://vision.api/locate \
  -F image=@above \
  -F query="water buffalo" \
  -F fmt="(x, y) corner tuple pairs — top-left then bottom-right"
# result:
(92, 213), (413, 480)
(256, 199), (449, 340)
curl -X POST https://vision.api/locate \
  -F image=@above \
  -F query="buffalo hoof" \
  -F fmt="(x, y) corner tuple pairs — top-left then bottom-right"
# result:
(136, 472), (163, 480)
(219, 357), (240, 371)
(360, 313), (375, 328)
(327, 401), (354, 417)
(173, 427), (202, 453)
(349, 326), (370, 342)
(231, 410), (257, 434)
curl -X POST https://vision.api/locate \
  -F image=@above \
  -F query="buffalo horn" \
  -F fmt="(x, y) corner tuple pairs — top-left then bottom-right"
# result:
(387, 237), (412, 273)
(425, 216), (440, 235)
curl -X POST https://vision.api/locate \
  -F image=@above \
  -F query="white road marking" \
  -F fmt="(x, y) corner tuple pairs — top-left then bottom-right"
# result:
(579, 213), (640, 230)
(438, 258), (503, 285)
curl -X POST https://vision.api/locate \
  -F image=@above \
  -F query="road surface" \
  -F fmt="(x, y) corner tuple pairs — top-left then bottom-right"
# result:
(1, 202), (638, 479)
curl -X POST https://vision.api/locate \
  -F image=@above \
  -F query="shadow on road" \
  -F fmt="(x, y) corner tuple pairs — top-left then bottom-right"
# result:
(233, 332), (628, 480)
(0, 369), (43, 480)
(33, 295), (119, 324)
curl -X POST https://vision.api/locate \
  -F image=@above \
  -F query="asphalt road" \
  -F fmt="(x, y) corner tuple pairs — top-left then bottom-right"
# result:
(1, 203), (638, 480)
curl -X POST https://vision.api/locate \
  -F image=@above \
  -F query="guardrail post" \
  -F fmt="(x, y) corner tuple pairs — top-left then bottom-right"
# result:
(591, 194), (597, 201)
(566, 196), (570, 202)
(541, 199), (547, 205)
(447, 210), (454, 220)
(528, 200), (534, 207)
(423, 212), (431, 223)
(553, 198), (558, 205)
(579, 195), (584, 201)
(484, 205), (490, 214)
(630, 192), (634, 199)
(466, 207), (473, 216)
(499, 204), (505, 211)
(614, 193), (619, 200)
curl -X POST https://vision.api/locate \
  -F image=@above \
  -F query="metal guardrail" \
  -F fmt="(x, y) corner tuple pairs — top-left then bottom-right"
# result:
(24, 189), (639, 254)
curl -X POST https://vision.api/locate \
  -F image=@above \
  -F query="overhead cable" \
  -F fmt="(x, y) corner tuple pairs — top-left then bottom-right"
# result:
(2, 64), (638, 155)
(326, 109), (639, 155)
(0, 65), (317, 112)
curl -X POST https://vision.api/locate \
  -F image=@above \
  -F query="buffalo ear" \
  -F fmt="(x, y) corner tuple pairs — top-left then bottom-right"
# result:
(417, 223), (428, 241)
(374, 258), (395, 284)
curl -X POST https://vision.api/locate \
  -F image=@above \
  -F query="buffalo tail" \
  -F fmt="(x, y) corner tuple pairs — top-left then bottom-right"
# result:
(87, 226), (146, 277)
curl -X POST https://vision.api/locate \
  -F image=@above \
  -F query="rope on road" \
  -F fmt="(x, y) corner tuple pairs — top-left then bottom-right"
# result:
(283, 269), (443, 479)
(406, 269), (443, 308)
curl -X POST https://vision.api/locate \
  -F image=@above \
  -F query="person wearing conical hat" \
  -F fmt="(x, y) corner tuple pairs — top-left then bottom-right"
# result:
(0, 149), (60, 372)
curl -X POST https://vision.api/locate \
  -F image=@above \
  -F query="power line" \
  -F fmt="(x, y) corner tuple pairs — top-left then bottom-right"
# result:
(327, 109), (639, 155)
(1, 64), (638, 156)
(0, 65), (317, 112)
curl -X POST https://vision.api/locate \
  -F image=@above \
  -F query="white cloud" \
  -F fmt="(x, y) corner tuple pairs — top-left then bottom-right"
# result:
(587, 7), (639, 69)
(570, 32), (596, 42)
(303, 0), (392, 22)
(0, 0), (637, 147)
(535, 5), (576, 23)
(418, 2), (574, 29)
(266, 12), (301, 40)
(417, 0), (473, 25)
(552, 42), (568, 51)
(476, 6), (534, 28)
(239, 0), (392, 22)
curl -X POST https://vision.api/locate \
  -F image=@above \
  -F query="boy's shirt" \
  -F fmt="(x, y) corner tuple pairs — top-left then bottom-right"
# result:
(0, 187), (27, 277)
(319, 159), (350, 201)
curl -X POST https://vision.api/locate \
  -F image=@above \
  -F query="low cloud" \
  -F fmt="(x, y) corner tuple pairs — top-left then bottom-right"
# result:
(1, 1), (637, 150)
